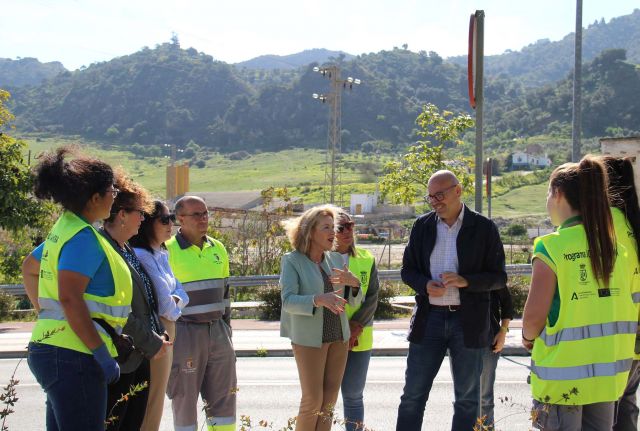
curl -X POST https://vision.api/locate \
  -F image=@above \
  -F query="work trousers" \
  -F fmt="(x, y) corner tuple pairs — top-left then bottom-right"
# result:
(533, 400), (615, 431)
(292, 341), (349, 431)
(167, 319), (236, 431)
(141, 317), (176, 431)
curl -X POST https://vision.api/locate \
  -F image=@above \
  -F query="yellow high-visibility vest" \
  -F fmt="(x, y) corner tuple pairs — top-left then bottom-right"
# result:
(31, 211), (132, 356)
(346, 247), (375, 352)
(166, 234), (229, 323)
(531, 224), (636, 405)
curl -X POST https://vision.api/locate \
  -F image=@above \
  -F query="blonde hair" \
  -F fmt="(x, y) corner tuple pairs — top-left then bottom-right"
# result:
(282, 204), (339, 255)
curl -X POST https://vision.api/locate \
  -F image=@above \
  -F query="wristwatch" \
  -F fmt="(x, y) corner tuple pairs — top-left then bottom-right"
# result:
(500, 325), (509, 333)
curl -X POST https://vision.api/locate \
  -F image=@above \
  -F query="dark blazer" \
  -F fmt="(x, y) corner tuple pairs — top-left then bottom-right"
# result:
(401, 205), (507, 348)
(100, 230), (165, 374)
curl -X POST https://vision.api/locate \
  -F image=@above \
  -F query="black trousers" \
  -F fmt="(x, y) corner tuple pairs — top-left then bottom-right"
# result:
(106, 359), (151, 431)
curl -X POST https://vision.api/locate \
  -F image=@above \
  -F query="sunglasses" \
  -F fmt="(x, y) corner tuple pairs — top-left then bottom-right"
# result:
(337, 222), (354, 233)
(158, 214), (176, 225)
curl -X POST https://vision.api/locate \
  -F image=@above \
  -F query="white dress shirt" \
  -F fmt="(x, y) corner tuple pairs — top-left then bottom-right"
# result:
(428, 205), (464, 306)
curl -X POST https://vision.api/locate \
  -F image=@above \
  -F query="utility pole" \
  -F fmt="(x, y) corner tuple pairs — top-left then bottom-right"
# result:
(312, 66), (361, 206)
(469, 11), (485, 213)
(572, 0), (583, 162)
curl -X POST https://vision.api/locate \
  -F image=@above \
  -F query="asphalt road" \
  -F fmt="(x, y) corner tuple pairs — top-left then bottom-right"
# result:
(1, 356), (534, 430)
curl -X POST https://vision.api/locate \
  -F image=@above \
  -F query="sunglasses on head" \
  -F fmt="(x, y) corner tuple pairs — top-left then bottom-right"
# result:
(158, 214), (176, 225)
(337, 222), (354, 233)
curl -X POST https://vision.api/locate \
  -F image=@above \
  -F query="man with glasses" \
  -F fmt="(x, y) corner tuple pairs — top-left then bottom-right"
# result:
(396, 170), (507, 431)
(165, 196), (236, 431)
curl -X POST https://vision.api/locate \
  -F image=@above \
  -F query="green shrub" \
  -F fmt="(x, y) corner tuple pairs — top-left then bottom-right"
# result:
(509, 275), (530, 318)
(257, 285), (281, 321)
(375, 281), (403, 319)
(0, 291), (16, 321)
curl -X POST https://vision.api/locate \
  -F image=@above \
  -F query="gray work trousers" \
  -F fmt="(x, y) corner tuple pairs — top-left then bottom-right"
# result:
(532, 400), (615, 431)
(614, 359), (640, 431)
(167, 319), (236, 430)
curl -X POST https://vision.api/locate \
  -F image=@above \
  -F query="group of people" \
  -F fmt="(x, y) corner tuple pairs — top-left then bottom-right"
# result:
(21, 145), (640, 431)
(22, 147), (236, 431)
(279, 156), (640, 431)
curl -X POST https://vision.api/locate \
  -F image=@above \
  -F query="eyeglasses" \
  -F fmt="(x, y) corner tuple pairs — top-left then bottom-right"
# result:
(181, 211), (209, 220)
(424, 184), (458, 203)
(158, 214), (176, 225)
(337, 222), (354, 233)
(108, 187), (120, 198)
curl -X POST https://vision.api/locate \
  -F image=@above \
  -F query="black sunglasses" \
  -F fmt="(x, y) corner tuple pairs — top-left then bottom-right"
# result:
(158, 214), (176, 225)
(337, 222), (354, 233)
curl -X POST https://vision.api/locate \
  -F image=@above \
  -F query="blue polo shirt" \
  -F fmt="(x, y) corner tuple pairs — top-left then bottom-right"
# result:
(32, 227), (115, 297)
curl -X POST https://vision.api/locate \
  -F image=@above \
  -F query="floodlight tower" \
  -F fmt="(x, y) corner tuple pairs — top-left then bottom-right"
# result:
(312, 65), (361, 205)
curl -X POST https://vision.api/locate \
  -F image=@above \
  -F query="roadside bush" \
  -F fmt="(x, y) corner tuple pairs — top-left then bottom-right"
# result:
(0, 291), (16, 321)
(509, 275), (530, 318)
(375, 281), (403, 319)
(257, 285), (281, 321)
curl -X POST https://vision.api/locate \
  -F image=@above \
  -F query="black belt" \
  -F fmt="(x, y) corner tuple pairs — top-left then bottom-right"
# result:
(429, 304), (460, 312)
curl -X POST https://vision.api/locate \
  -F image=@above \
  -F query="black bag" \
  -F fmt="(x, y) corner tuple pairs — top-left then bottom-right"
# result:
(92, 318), (135, 364)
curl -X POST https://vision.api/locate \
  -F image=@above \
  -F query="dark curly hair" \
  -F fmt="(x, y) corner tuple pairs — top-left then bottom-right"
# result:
(33, 146), (114, 214)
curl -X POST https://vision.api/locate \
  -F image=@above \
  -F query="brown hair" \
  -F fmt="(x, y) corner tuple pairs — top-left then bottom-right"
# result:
(600, 155), (640, 260)
(281, 204), (339, 255)
(337, 210), (356, 257)
(104, 167), (153, 223)
(550, 155), (615, 286)
(33, 146), (114, 214)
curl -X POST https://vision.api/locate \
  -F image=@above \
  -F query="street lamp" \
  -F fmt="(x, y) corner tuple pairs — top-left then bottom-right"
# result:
(311, 65), (361, 205)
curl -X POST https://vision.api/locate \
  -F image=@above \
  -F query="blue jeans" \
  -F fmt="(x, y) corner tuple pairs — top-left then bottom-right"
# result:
(341, 349), (372, 431)
(480, 347), (500, 428)
(396, 308), (484, 431)
(28, 342), (108, 431)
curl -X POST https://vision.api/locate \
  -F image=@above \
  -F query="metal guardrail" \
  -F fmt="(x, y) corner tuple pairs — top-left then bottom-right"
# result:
(0, 264), (532, 297)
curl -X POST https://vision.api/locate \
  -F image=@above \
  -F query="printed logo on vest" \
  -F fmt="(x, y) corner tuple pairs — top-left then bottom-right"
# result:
(360, 271), (368, 284)
(571, 292), (579, 300)
(213, 253), (221, 263)
(579, 264), (588, 283)
(598, 288), (612, 298)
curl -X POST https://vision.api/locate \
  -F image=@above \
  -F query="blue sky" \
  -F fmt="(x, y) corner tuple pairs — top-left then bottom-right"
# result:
(1, 0), (638, 70)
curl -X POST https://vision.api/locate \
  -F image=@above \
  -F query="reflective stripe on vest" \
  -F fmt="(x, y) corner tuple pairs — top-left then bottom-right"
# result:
(530, 225), (636, 405)
(532, 358), (633, 381)
(38, 297), (130, 323)
(633, 292), (640, 303)
(31, 211), (132, 356)
(346, 248), (375, 352)
(182, 278), (227, 292)
(166, 235), (230, 323)
(181, 300), (231, 316)
(539, 321), (637, 347)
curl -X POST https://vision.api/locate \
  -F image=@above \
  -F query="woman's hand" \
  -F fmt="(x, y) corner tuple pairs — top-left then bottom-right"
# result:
(152, 339), (173, 360)
(330, 265), (360, 290)
(314, 289), (347, 314)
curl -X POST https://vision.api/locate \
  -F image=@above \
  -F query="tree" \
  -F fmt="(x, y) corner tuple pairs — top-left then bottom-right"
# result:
(0, 90), (53, 232)
(0, 90), (54, 282)
(379, 104), (474, 204)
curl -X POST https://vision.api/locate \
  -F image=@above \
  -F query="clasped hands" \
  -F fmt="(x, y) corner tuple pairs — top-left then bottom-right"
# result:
(426, 272), (468, 297)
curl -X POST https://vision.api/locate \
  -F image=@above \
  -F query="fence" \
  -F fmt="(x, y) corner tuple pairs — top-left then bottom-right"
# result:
(1, 264), (532, 299)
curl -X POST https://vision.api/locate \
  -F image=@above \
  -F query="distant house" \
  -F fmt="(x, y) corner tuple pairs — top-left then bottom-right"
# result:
(511, 151), (551, 170)
(351, 194), (377, 215)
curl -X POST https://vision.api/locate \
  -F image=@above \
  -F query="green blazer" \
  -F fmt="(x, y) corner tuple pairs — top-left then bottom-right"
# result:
(279, 250), (363, 348)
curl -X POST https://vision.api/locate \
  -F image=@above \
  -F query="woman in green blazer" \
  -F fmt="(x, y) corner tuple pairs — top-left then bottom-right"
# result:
(280, 204), (362, 431)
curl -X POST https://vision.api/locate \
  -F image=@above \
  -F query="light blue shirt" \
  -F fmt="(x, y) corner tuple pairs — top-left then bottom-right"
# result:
(429, 204), (465, 306)
(133, 247), (189, 321)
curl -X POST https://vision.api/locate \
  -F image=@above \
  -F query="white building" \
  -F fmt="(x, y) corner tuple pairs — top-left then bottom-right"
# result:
(350, 194), (377, 215)
(511, 151), (551, 169)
